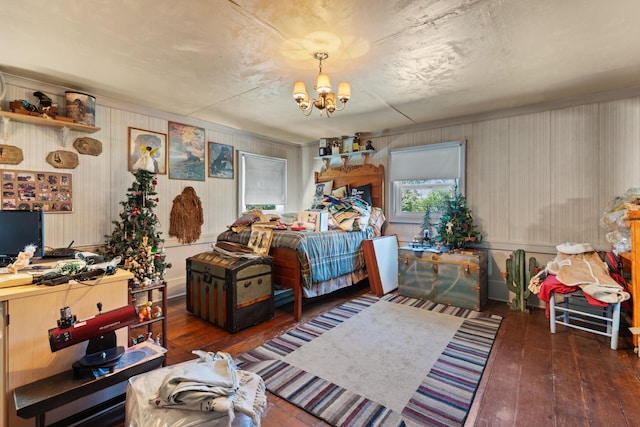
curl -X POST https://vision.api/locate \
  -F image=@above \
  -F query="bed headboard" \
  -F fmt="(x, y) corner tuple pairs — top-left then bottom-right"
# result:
(314, 163), (385, 210)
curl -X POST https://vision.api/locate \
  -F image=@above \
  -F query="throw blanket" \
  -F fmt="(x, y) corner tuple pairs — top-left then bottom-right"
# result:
(151, 351), (238, 410)
(529, 243), (630, 304)
(217, 228), (370, 288)
(149, 351), (267, 426)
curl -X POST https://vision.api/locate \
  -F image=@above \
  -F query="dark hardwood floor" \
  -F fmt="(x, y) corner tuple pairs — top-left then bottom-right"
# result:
(98, 283), (640, 427)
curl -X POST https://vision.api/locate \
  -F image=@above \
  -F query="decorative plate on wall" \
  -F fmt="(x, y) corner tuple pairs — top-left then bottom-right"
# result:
(46, 150), (79, 169)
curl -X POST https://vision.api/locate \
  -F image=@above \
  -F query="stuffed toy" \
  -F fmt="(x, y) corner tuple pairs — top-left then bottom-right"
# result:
(7, 244), (36, 273)
(151, 305), (162, 319)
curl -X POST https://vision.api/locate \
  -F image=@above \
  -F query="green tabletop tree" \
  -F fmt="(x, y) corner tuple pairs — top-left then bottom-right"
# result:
(436, 187), (483, 249)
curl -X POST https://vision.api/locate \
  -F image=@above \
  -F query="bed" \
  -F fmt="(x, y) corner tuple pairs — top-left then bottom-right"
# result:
(217, 163), (385, 321)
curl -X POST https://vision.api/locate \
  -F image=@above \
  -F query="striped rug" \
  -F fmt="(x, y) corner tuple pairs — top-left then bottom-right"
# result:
(234, 294), (502, 427)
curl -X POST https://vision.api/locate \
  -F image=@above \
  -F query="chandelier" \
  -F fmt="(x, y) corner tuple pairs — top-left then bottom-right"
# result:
(293, 52), (350, 117)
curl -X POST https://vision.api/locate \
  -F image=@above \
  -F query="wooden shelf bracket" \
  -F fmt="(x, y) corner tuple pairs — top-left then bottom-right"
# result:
(1, 116), (9, 142)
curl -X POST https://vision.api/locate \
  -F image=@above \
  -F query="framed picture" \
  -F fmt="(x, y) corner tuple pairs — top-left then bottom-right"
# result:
(2, 169), (72, 212)
(128, 127), (167, 174)
(208, 142), (233, 179)
(168, 122), (206, 181)
(247, 226), (273, 256)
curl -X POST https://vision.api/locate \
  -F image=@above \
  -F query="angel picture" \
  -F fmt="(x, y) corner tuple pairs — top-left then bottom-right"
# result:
(128, 127), (167, 174)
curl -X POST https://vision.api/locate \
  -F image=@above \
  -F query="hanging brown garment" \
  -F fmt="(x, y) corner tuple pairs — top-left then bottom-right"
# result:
(169, 187), (204, 244)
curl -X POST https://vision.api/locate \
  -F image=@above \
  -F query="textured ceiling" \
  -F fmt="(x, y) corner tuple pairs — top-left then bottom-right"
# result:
(2, 0), (640, 143)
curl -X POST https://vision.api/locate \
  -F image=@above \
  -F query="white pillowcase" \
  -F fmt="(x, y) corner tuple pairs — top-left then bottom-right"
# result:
(313, 180), (333, 204)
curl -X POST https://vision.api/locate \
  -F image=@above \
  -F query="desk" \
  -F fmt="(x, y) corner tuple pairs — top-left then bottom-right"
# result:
(14, 347), (164, 427)
(0, 269), (133, 427)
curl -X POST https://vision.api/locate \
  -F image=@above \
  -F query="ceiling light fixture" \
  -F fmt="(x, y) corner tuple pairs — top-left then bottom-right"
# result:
(293, 52), (350, 117)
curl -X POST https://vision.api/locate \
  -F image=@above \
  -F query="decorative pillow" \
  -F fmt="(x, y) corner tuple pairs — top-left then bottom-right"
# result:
(350, 184), (372, 206)
(229, 212), (260, 230)
(331, 185), (348, 198)
(312, 180), (333, 206)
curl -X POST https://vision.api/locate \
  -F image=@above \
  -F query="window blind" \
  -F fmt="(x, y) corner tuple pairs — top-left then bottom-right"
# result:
(389, 140), (465, 182)
(241, 152), (286, 205)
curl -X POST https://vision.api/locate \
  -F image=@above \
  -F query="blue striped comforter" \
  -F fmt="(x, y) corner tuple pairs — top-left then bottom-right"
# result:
(216, 228), (371, 288)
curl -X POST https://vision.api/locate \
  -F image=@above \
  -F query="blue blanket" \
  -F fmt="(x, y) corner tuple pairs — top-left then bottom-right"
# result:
(217, 228), (371, 288)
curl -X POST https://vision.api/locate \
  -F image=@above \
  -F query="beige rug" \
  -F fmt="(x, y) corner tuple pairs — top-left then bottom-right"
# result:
(235, 294), (502, 426)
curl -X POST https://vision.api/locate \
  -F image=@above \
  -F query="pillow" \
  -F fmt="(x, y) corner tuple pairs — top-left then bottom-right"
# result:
(350, 184), (372, 206)
(331, 185), (348, 198)
(229, 212), (260, 229)
(313, 180), (333, 206)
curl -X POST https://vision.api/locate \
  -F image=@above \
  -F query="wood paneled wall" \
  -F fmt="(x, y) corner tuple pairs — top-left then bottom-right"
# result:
(304, 95), (640, 302)
(1, 76), (302, 298)
(5, 74), (640, 303)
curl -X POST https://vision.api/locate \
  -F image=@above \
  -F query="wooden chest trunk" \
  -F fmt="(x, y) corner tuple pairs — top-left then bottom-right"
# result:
(398, 248), (488, 311)
(186, 252), (274, 333)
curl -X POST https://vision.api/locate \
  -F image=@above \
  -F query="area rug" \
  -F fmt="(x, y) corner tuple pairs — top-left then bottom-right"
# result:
(234, 294), (502, 427)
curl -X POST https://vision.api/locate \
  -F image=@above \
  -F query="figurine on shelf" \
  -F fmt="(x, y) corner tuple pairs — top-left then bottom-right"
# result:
(33, 91), (58, 119)
(365, 140), (375, 151)
(331, 139), (341, 155)
(151, 304), (162, 318)
(138, 300), (153, 321)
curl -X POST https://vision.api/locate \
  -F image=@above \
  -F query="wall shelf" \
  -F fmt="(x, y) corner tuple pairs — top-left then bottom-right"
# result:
(314, 149), (375, 168)
(0, 110), (100, 133)
(0, 110), (100, 147)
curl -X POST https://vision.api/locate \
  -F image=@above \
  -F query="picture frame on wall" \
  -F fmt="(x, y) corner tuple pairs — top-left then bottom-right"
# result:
(168, 122), (206, 181)
(208, 142), (233, 179)
(128, 127), (167, 174)
(1, 169), (73, 212)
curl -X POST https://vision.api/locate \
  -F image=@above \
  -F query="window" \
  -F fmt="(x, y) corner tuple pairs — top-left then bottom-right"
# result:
(238, 152), (287, 214)
(389, 141), (465, 223)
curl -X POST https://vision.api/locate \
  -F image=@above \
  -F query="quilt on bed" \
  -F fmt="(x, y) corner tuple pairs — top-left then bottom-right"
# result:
(216, 228), (371, 289)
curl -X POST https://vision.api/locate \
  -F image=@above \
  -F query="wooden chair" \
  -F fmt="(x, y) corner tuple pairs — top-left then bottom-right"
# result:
(549, 289), (621, 350)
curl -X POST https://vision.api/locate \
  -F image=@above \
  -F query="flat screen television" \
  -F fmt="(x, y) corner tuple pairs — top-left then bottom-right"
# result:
(0, 210), (45, 264)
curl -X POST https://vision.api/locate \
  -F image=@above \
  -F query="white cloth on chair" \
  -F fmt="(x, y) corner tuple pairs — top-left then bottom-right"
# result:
(544, 250), (630, 304)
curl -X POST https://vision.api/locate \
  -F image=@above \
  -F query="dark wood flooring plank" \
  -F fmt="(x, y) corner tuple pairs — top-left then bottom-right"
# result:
(102, 291), (640, 427)
(471, 305), (527, 426)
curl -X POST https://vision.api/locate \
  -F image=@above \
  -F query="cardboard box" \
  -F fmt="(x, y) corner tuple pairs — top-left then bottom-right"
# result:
(297, 210), (328, 232)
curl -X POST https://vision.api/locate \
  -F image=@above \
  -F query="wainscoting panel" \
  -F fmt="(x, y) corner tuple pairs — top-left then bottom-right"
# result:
(468, 118), (510, 244)
(550, 104), (601, 246)
(598, 97), (640, 209)
(507, 111), (552, 244)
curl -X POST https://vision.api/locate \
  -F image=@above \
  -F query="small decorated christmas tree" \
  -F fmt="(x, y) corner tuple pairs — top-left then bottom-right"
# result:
(101, 169), (170, 286)
(436, 187), (483, 249)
